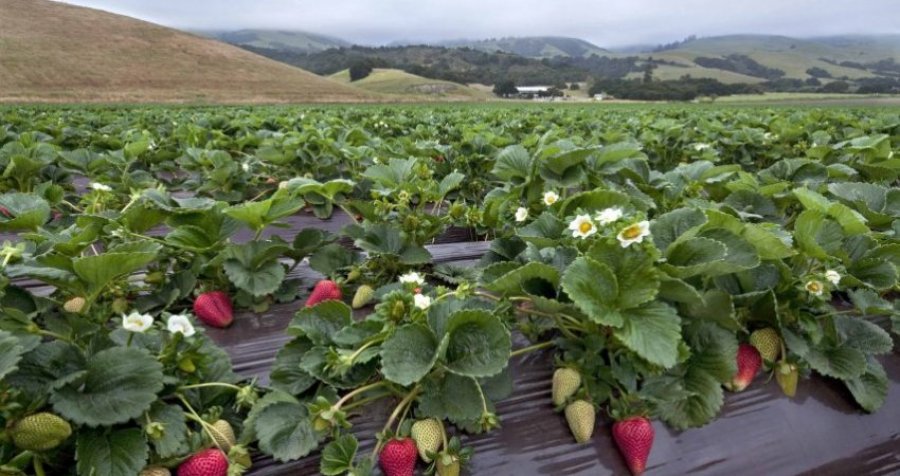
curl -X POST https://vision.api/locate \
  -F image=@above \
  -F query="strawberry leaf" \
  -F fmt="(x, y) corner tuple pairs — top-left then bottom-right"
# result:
(321, 434), (359, 476)
(0, 330), (25, 380)
(845, 358), (888, 412)
(418, 373), (483, 424)
(561, 256), (621, 327)
(50, 347), (164, 426)
(143, 403), (189, 459)
(75, 427), (148, 476)
(613, 302), (681, 368)
(444, 310), (511, 378)
(255, 401), (317, 462)
(380, 324), (441, 386)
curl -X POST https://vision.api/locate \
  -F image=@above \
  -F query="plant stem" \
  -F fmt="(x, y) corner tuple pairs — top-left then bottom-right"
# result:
(372, 386), (421, 458)
(178, 382), (243, 392)
(341, 392), (392, 412)
(510, 341), (554, 357)
(33, 458), (45, 476)
(334, 381), (388, 410)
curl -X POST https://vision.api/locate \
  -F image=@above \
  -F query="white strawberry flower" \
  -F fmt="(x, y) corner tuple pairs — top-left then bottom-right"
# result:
(241, 162), (251, 172)
(122, 312), (154, 333)
(805, 280), (825, 296)
(595, 207), (624, 226)
(824, 270), (841, 286)
(515, 207), (529, 222)
(413, 293), (432, 310)
(167, 314), (196, 337)
(568, 214), (597, 239)
(399, 272), (425, 286)
(693, 143), (711, 152)
(543, 191), (559, 206)
(617, 221), (651, 248)
(90, 182), (112, 192)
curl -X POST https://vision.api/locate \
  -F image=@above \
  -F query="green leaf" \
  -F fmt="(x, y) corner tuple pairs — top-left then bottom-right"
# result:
(848, 289), (893, 315)
(0, 330), (25, 380)
(794, 210), (844, 259)
(51, 347), (164, 426)
(834, 316), (893, 355)
(290, 301), (353, 346)
(321, 434), (359, 476)
(491, 145), (532, 183)
(144, 403), (189, 459)
(270, 338), (317, 395)
(561, 256), (621, 327)
(76, 427), (148, 476)
(741, 224), (796, 260)
(444, 310), (510, 378)
(438, 172), (465, 197)
(0, 193), (51, 231)
(484, 261), (560, 296)
(650, 208), (706, 252)
(222, 241), (288, 297)
(380, 324), (441, 385)
(684, 321), (738, 383)
(614, 302), (682, 368)
(648, 366), (723, 430)
(417, 373), (483, 424)
(586, 241), (660, 309)
(666, 237), (727, 277)
(657, 277), (704, 305)
(309, 244), (360, 276)
(559, 189), (631, 217)
(255, 401), (317, 462)
(517, 212), (565, 247)
(805, 346), (866, 380)
(845, 358), (888, 412)
(847, 258), (897, 290)
(72, 243), (160, 295)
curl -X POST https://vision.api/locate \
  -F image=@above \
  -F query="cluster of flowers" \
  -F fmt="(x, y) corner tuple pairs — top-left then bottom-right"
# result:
(515, 191), (651, 249)
(399, 271), (431, 310)
(121, 311), (196, 336)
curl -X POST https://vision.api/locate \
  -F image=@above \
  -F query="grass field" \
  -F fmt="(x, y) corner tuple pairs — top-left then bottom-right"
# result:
(0, 0), (373, 103)
(329, 69), (491, 100)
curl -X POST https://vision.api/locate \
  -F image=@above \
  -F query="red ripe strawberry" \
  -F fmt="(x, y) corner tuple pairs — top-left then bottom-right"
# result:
(305, 280), (342, 307)
(379, 437), (417, 476)
(177, 448), (227, 476)
(0, 206), (11, 218)
(728, 343), (762, 392)
(193, 291), (233, 328)
(612, 416), (654, 476)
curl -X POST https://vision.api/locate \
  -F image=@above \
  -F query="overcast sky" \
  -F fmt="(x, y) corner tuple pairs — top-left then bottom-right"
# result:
(57, 0), (900, 47)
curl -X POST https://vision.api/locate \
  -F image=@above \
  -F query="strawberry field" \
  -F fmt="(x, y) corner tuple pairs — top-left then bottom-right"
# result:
(0, 105), (898, 476)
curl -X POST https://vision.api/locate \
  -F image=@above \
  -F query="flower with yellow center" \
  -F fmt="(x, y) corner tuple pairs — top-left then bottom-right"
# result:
(805, 280), (824, 296)
(543, 191), (559, 206)
(122, 312), (153, 333)
(617, 221), (651, 248)
(167, 314), (196, 337)
(568, 214), (597, 239)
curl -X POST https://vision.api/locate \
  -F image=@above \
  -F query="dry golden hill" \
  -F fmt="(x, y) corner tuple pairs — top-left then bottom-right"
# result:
(0, 0), (374, 103)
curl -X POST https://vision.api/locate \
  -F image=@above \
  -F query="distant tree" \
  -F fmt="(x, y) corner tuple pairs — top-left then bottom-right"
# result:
(820, 80), (850, 93)
(349, 61), (374, 81)
(493, 80), (518, 97)
(806, 67), (831, 79)
(805, 77), (822, 86)
(642, 60), (655, 84)
(569, 83), (580, 90)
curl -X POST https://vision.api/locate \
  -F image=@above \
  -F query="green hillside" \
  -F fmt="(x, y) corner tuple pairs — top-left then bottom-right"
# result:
(442, 36), (609, 58)
(213, 29), (351, 53)
(329, 68), (489, 100)
(645, 34), (898, 80)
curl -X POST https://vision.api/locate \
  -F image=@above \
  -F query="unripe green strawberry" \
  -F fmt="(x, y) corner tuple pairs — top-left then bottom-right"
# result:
(139, 467), (172, 476)
(352, 285), (376, 309)
(749, 328), (781, 362)
(776, 362), (798, 397)
(11, 412), (72, 451)
(564, 400), (595, 444)
(111, 297), (129, 314)
(210, 420), (236, 453)
(63, 296), (86, 313)
(436, 453), (460, 476)
(552, 368), (581, 406)
(410, 418), (442, 463)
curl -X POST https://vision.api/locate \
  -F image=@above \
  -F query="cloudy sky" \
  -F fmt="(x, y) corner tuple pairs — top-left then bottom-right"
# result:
(58, 0), (900, 47)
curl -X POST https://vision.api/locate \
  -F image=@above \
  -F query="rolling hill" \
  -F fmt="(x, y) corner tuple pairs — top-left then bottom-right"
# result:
(209, 29), (351, 54)
(329, 68), (489, 100)
(0, 0), (373, 103)
(642, 35), (899, 81)
(439, 36), (610, 58)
